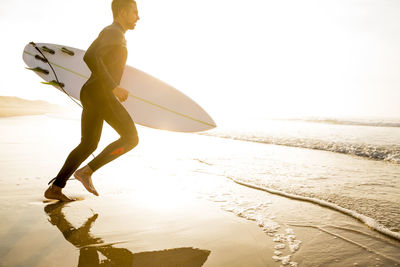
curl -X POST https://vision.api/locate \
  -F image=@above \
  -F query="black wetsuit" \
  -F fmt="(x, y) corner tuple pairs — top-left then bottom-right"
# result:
(51, 21), (138, 188)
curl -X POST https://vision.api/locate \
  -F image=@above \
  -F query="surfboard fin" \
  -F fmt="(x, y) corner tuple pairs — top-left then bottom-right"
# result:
(41, 46), (55, 54)
(60, 47), (74, 56)
(35, 54), (48, 63)
(41, 80), (65, 88)
(25, 67), (49, 75)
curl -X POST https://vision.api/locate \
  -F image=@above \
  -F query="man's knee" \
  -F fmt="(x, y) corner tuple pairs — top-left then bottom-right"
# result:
(125, 134), (139, 150)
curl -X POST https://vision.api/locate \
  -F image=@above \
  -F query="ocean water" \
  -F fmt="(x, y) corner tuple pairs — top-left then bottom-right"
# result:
(202, 117), (400, 163)
(198, 117), (400, 238)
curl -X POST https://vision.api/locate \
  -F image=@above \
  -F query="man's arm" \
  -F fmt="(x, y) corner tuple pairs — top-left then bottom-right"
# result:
(83, 30), (124, 90)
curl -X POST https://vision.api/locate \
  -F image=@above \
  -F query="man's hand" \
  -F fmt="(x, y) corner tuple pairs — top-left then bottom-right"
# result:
(113, 86), (129, 102)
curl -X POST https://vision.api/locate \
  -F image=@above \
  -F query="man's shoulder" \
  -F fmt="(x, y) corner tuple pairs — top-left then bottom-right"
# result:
(98, 24), (126, 46)
(98, 26), (126, 46)
(102, 23), (124, 36)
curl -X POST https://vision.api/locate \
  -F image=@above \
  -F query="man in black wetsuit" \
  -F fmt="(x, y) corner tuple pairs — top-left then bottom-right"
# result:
(44, 0), (140, 201)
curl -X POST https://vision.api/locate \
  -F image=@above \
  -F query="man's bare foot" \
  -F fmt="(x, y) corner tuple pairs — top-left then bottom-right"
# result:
(44, 184), (73, 202)
(74, 165), (99, 196)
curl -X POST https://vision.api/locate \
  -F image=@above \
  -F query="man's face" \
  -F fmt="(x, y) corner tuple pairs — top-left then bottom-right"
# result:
(122, 2), (139, 30)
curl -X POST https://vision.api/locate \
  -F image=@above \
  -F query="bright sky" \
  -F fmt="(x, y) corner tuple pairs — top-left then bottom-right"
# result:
(1, 0), (400, 122)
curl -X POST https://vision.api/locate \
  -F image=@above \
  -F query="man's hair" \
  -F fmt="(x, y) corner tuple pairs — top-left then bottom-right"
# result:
(112, 0), (136, 19)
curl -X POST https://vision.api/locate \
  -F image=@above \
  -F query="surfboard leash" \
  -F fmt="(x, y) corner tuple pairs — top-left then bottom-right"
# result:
(29, 42), (96, 182)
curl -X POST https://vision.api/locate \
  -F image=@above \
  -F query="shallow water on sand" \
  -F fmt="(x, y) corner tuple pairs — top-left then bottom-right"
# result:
(199, 117), (400, 235)
(1, 115), (400, 266)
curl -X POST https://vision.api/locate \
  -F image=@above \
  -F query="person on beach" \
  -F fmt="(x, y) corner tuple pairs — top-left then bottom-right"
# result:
(44, 0), (140, 201)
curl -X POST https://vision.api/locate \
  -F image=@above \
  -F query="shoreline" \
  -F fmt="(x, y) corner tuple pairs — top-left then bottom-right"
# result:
(227, 176), (400, 242)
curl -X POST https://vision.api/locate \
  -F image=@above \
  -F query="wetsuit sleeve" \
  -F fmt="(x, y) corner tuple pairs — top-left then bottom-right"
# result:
(83, 29), (125, 90)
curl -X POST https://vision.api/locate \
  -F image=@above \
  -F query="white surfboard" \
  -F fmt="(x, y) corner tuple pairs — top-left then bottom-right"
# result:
(22, 42), (216, 132)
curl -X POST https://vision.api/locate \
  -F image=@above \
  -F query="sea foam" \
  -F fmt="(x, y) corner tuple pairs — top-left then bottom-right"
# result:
(227, 176), (400, 241)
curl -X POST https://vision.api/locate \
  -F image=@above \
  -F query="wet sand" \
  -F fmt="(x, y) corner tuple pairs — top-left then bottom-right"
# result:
(0, 114), (400, 266)
(0, 176), (275, 266)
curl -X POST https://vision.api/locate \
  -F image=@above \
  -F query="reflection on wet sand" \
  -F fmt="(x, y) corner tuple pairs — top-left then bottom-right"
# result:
(44, 202), (211, 267)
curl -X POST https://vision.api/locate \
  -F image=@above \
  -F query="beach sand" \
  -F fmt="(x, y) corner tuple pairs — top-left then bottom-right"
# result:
(0, 96), (66, 118)
(0, 174), (274, 266)
(0, 114), (400, 266)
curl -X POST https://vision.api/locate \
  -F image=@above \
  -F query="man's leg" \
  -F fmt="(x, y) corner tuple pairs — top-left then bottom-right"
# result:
(75, 94), (138, 181)
(44, 106), (103, 200)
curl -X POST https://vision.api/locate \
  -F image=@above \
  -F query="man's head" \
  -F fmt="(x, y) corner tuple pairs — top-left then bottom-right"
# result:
(112, 0), (139, 31)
